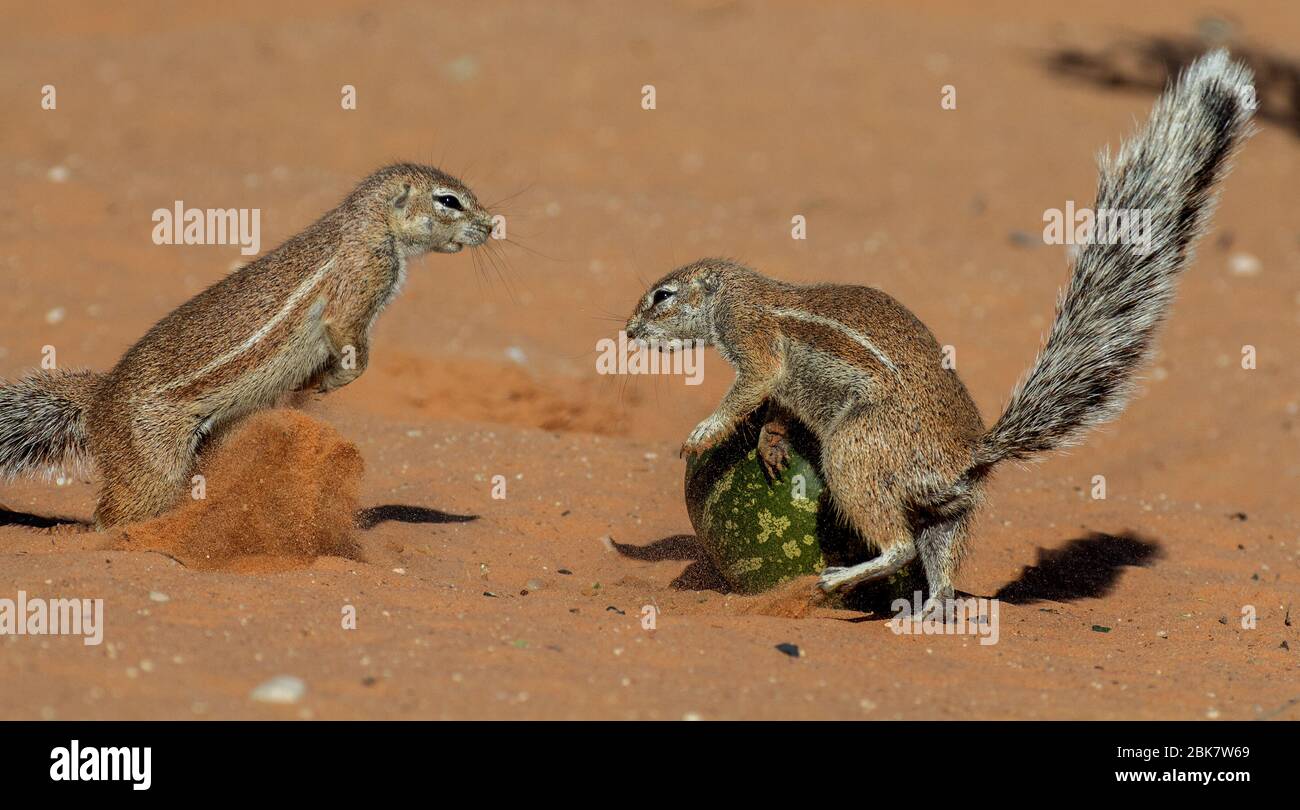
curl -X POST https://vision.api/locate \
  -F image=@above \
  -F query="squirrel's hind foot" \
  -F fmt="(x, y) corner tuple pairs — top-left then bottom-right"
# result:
(816, 542), (916, 593)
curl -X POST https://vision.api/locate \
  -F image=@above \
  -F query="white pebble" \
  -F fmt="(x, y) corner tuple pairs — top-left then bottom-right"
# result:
(148, 591), (170, 603)
(47, 166), (69, 183)
(1228, 253), (1260, 277)
(45, 307), (65, 325)
(250, 675), (307, 704)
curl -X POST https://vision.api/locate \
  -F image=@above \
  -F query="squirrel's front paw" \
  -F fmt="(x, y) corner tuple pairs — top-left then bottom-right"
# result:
(757, 419), (791, 481)
(317, 369), (361, 394)
(680, 416), (731, 458)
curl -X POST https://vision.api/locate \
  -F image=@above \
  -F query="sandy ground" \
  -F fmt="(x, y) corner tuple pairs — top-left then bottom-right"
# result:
(0, 0), (1297, 719)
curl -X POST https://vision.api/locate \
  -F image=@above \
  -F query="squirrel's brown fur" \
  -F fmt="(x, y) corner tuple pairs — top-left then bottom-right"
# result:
(0, 163), (493, 528)
(626, 51), (1255, 616)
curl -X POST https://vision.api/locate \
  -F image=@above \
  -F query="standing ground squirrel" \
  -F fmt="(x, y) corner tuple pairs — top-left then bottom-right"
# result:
(0, 163), (493, 528)
(625, 51), (1255, 616)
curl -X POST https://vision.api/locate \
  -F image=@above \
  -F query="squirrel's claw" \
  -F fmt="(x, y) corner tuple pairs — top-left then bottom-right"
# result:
(681, 416), (730, 458)
(757, 419), (791, 482)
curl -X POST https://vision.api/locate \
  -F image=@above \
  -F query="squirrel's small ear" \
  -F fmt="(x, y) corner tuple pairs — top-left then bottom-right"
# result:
(390, 183), (412, 209)
(698, 273), (721, 294)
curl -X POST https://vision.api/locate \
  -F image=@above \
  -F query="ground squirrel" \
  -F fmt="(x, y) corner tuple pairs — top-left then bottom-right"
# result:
(0, 163), (493, 528)
(625, 51), (1255, 616)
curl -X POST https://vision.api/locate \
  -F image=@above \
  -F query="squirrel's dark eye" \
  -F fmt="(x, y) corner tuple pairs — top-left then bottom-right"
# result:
(652, 288), (675, 306)
(436, 194), (463, 211)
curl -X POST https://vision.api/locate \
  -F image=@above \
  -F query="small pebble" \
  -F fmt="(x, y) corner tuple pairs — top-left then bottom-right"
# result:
(444, 55), (480, 83)
(1228, 252), (1260, 277)
(775, 642), (802, 658)
(148, 591), (170, 603)
(45, 307), (65, 325)
(47, 165), (69, 183)
(250, 675), (306, 705)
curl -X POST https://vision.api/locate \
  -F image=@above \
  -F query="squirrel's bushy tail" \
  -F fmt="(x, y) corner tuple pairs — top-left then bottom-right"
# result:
(0, 369), (103, 480)
(974, 49), (1255, 470)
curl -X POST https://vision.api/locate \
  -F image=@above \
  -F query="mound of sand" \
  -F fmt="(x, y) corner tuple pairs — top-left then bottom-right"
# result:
(109, 409), (364, 571)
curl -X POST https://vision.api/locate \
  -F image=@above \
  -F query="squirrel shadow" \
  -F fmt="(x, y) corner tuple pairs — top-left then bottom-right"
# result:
(355, 504), (478, 530)
(620, 529), (1163, 610)
(0, 506), (88, 530)
(995, 531), (1162, 604)
(0, 503), (479, 532)
(612, 534), (731, 593)
(1046, 34), (1300, 138)
(613, 534), (913, 614)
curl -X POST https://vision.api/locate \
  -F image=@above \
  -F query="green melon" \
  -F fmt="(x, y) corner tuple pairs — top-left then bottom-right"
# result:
(684, 409), (923, 609)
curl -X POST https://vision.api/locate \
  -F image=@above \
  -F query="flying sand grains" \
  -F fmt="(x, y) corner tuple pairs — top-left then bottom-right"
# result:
(107, 410), (364, 570)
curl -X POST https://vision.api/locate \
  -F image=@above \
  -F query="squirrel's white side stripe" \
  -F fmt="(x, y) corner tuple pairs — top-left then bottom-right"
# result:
(769, 307), (900, 376)
(158, 257), (336, 393)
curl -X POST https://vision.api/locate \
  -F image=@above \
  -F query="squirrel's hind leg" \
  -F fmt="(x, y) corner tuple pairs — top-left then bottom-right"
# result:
(89, 407), (199, 529)
(913, 510), (976, 619)
(814, 422), (917, 593)
(817, 541), (915, 593)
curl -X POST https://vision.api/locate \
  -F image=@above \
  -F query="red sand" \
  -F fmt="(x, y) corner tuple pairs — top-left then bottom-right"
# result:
(0, 1), (1296, 719)
(109, 410), (364, 571)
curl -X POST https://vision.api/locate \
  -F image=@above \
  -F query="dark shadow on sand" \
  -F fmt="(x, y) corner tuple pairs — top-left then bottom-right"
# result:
(0, 506), (88, 530)
(995, 531), (1161, 605)
(356, 504), (478, 530)
(1046, 35), (1300, 138)
(619, 529), (1163, 611)
(612, 534), (731, 593)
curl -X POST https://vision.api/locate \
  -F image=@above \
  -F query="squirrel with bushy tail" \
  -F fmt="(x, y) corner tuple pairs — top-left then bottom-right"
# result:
(0, 163), (493, 528)
(624, 51), (1256, 616)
